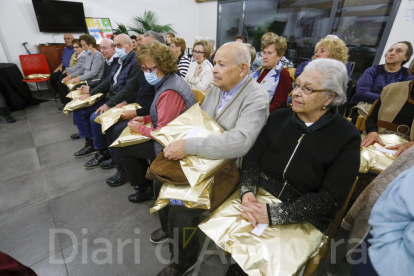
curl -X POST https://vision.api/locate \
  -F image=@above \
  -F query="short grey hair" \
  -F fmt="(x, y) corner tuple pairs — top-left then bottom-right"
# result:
(223, 42), (251, 67)
(303, 59), (348, 107)
(205, 37), (215, 46)
(143, 31), (165, 44)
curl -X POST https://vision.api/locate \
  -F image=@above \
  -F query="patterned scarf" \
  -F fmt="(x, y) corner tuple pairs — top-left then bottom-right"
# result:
(252, 60), (283, 101)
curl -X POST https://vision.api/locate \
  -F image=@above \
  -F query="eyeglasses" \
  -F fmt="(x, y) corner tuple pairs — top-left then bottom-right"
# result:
(73, 46), (80, 49)
(193, 51), (204, 55)
(293, 82), (328, 95)
(141, 66), (157, 73)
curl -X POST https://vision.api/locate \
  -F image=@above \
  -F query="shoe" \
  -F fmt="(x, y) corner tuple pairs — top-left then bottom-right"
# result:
(74, 138), (96, 158)
(99, 158), (116, 169)
(128, 185), (154, 203)
(70, 133), (80, 140)
(150, 228), (169, 244)
(106, 171), (129, 187)
(157, 263), (196, 276)
(58, 105), (65, 110)
(3, 115), (16, 124)
(84, 151), (111, 169)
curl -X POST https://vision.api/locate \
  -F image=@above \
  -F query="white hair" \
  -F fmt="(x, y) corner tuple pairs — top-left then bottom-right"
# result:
(222, 42), (251, 67)
(194, 36), (204, 43)
(205, 37), (215, 46)
(303, 58), (348, 107)
(144, 31), (165, 44)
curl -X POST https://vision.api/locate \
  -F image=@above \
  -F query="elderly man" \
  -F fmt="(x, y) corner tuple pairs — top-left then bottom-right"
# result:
(102, 32), (165, 186)
(141, 30), (165, 45)
(72, 34), (144, 169)
(50, 33), (74, 94)
(152, 42), (269, 276)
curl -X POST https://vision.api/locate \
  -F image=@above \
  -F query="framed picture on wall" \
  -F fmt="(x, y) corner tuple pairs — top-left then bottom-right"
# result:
(85, 17), (113, 44)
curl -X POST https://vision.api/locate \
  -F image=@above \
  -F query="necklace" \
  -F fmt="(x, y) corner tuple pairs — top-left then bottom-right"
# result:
(408, 80), (414, 105)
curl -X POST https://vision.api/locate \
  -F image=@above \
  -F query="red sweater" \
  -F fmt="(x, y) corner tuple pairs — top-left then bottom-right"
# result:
(257, 68), (292, 113)
(138, 90), (187, 138)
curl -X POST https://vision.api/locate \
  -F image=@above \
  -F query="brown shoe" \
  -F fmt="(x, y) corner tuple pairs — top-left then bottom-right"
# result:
(150, 227), (169, 244)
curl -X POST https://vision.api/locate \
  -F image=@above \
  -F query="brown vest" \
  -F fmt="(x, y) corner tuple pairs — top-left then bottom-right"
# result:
(378, 81), (414, 141)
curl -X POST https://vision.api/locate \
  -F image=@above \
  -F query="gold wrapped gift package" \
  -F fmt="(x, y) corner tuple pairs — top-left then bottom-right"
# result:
(360, 134), (409, 174)
(151, 103), (231, 187)
(94, 103), (142, 133)
(25, 74), (50, 79)
(110, 123), (152, 147)
(198, 188), (326, 276)
(63, 93), (104, 114)
(66, 90), (82, 100)
(62, 80), (86, 91)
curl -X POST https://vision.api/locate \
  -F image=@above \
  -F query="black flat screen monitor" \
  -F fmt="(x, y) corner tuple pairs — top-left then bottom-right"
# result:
(32, 0), (87, 33)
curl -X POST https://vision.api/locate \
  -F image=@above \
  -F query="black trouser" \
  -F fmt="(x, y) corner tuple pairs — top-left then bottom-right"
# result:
(50, 67), (65, 95)
(159, 205), (205, 268)
(0, 92), (10, 116)
(56, 73), (69, 104)
(118, 140), (155, 188)
(106, 120), (128, 173)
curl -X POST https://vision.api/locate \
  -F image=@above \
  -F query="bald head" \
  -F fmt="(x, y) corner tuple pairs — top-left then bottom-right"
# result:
(64, 33), (74, 46)
(100, 38), (115, 60)
(218, 42), (251, 67)
(114, 34), (133, 55)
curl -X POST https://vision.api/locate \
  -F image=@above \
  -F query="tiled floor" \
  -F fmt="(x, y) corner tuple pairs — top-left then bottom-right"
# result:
(0, 100), (353, 276)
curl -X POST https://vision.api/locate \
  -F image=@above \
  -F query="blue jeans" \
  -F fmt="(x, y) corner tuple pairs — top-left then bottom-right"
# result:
(73, 101), (108, 150)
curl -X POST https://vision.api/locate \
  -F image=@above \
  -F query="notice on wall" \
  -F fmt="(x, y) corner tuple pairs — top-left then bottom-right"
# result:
(402, 7), (414, 22)
(85, 18), (113, 44)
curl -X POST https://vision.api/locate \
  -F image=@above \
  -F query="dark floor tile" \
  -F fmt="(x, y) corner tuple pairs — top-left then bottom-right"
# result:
(0, 132), (34, 155)
(37, 138), (85, 167)
(0, 117), (30, 138)
(42, 157), (115, 199)
(0, 201), (61, 267)
(0, 170), (48, 216)
(63, 212), (168, 276)
(30, 251), (68, 276)
(0, 148), (40, 182)
(25, 100), (62, 115)
(50, 180), (141, 249)
(32, 123), (78, 147)
(28, 111), (74, 132)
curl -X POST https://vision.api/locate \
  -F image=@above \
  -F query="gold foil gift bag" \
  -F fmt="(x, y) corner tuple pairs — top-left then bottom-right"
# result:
(94, 103), (142, 133)
(198, 188), (325, 276)
(110, 123), (152, 147)
(66, 90), (82, 100)
(63, 93), (105, 114)
(25, 74), (50, 79)
(360, 134), (409, 174)
(63, 80), (86, 91)
(151, 103), (232, 187)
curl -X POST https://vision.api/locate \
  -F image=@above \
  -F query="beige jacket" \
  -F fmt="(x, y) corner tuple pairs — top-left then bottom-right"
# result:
(342, 146), (414, 253)
(378, 81), (414, 141)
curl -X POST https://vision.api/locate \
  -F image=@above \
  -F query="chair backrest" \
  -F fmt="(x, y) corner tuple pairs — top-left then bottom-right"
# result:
(354, 99), (378, 131)
(287, 67), (296, 82)
(19, 54), (51, 77)
(192, 89), (206, 104)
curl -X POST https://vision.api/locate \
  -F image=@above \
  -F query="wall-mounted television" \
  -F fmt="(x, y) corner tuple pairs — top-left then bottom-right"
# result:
(32, 0), (87, 33)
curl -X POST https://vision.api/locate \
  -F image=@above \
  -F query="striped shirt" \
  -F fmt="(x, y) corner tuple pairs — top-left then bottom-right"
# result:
(177, 53), (191, 78)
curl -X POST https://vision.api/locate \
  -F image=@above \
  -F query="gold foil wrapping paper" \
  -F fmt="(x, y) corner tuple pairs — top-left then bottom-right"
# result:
(360, 134), (409, 173)
(110, 123), (151, 147)
(151, 104), (231, 187)
(150, 177), (214, 213)
(63, 93), (104, 114)
(198, 188), (325, 276)
(63, 80), (86, 91)
(94, 103), (142, 134)
(25, 74), (50, 79)
(66, 90), (82, 99)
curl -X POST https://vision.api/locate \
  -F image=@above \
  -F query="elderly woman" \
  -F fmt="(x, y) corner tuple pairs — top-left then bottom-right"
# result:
(294, 35), (351, 79)
(185, 39), (214, 91)
(67, 39), (84, 68)
(228, 59), (360, 275)
(165, 32), (175, 46)
(250, 32), (293, 73)
(170, 37), (191, 78)
(206, 37), (216, 65)
(252, 35), (292, 113)
(361, 59), (414, 156)
(61, 34), (104, 87)
(118, 41), (196, 203)
(349, 41), (413, 120)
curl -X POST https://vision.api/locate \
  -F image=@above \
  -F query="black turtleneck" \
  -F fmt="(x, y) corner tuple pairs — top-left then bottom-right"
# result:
(240, 107), (361, 232)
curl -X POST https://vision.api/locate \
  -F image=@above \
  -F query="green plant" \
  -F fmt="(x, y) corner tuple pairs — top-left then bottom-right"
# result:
(113, 22), (129, 35)
(128, 10), (175, 34)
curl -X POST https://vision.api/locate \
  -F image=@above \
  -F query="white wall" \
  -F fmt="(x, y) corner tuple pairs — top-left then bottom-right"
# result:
(0, 0), (217, 68)
(380, 0), (414, 66)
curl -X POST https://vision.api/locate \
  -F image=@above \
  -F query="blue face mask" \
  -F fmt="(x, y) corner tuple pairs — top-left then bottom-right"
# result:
(144, 71), (162, 86)
(87, 49), (92, 55)
(115, 48), (127, 59)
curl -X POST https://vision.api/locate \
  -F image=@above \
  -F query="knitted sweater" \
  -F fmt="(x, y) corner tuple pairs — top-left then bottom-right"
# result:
(185, 59), (214, 91)
(239, 107), (361, 232)
(185, 75), (269, 160)
(70, 51), (105, 81)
